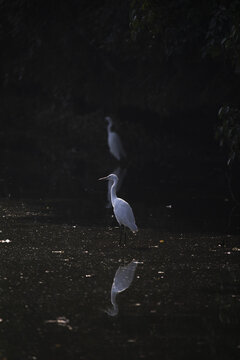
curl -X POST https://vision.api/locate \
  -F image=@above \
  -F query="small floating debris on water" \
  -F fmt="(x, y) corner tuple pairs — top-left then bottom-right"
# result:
(85, 274), (94, 278)
(232, 247), (240, 252)
(166, 204), (172, 208)
(127, 339), (137, 343)
(52, 250), (64, 254)
(159, 240), (164, 243)
(0, 318), (3, 322)
(0, 239), (11, 243)
(45, 316), (72, 330)
(134, 303), (141, 307)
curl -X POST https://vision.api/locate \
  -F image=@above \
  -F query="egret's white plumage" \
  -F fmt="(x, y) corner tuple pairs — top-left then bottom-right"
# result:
(106, 166), (127, 208)
(105, 116), (126, 161)
(99, 174), (138, 237)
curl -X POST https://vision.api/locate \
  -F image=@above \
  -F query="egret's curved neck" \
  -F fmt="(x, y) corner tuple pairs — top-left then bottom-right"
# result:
(107, 121), (112, 133)
(105, 289), (119, 316)
(111, 290), (118, 314)
(111, 289), (117, 306)
(110, 179), (118, 204)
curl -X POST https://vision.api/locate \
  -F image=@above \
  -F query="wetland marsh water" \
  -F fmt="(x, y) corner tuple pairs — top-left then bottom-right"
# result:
(0, 197), (239, 360)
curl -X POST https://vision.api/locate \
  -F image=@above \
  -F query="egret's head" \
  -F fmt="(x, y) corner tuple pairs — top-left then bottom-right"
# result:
(98, 173), (119, 182)
(105, 116), (112, 125)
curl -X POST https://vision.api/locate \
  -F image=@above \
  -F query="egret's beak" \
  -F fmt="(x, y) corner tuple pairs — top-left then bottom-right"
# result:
(98, 176), (108, 181)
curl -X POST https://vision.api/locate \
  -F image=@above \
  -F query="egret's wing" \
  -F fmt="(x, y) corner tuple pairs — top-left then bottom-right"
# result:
(114, 133), (126, 158)
(110, 132), (126, 160)
(112, 260), (138, 292)
(113, 198), (137, 231)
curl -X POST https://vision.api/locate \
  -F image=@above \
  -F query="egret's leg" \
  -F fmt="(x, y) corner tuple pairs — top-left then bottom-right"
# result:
(119, 225), (123, 246)
(124, 227), (127, 245)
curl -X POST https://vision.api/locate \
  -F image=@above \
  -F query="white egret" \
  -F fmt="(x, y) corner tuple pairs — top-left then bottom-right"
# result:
(99, 173), (138, 244)
(105, 260), (138, 316)
(106, 166), (127, 208)
(105, 116), (126, 161)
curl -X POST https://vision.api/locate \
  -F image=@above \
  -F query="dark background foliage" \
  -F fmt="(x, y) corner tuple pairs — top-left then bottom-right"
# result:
(1, 0), (240, 199)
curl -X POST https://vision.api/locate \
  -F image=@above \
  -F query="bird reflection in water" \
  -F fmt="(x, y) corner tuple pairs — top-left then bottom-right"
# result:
(105, 116), (126, 161)
(105, 259), (138, 316)
(106, 166), (127, 208)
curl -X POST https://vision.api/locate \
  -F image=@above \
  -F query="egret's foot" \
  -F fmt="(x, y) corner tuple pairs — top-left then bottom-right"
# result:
(123, 231), (127, 246)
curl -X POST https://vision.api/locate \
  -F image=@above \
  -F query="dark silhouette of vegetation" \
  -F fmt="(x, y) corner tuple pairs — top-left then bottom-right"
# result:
(0, 0), (240, 198)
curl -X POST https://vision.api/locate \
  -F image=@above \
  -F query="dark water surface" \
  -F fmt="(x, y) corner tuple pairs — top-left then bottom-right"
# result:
(0, 198), (239, 360)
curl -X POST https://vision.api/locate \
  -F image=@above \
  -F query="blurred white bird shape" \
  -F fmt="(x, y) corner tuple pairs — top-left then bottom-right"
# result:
(106, 166), (127, 208)
(105, 116), (126, 161)
(99, 173), (138, 244)
(105, 260), (138, 316)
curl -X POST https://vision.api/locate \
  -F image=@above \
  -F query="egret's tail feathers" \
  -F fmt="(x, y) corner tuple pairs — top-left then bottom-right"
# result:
(131, 224), (138, 233)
